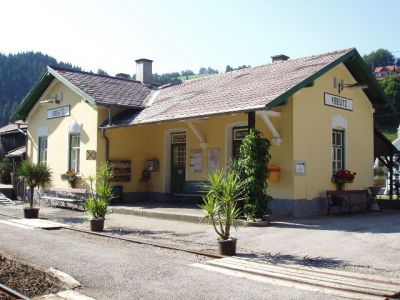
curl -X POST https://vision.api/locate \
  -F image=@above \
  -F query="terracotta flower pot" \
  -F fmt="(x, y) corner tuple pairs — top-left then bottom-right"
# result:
(218, 238), (237, 256)
(90, 218), (105, 232)
(23, 207), (39, 219)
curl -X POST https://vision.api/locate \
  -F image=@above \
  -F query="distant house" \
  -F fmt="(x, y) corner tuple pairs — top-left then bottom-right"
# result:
(374, 65), (399, 80)
(0, 123), (27, 160)
(11, 48), (394, 217)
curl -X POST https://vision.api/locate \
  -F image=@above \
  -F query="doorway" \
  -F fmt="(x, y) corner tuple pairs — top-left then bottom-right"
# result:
(170, 132), (186, 193)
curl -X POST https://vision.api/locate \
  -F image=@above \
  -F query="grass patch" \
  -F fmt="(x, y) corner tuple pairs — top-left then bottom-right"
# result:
(178, 74), (211, 81)
(382, 129), (397, 141)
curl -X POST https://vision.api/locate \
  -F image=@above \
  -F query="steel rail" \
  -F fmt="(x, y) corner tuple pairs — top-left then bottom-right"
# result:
(0, 283), (31, 300)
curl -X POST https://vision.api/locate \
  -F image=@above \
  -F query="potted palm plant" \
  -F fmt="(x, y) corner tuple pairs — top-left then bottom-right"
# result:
(18, 161), (52, 219)
(84, 162), (114, 231)
(200, 170), (244, 256)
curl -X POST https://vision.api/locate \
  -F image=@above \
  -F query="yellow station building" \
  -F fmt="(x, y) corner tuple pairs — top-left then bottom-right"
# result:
(12, 48), (393, 217)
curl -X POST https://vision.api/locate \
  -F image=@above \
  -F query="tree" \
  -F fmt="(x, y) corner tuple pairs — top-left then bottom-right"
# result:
(363, 49), (395, 70)
(18, 161), (52, 209)
(97, 69), (109, 76)
(396, 58), (400, 67)
(180, 70), (194, 77)
(225, 65), (234, 72)
(377, 77), (400, 130)
(236, 65), (250, 70)
(207, 67), (218, 74)
(199, 67), (207, 74)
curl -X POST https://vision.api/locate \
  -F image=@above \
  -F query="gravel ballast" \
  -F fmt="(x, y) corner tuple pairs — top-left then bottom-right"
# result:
(0, 254), (64, 298)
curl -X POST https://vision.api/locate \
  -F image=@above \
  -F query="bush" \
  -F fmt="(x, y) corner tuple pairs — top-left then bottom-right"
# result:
(0, 159), (12, 184)
(238, 129), (272, 218)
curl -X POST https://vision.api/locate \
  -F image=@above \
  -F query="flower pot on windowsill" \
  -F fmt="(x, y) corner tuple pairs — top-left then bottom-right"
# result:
(332, 178), (353, 191)
(67, 178), (76, 188)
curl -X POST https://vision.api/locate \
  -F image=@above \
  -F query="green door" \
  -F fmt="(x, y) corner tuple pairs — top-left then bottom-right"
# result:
(171, 132), (186, 193)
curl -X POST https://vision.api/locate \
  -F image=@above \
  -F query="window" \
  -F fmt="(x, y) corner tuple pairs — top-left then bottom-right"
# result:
(332, 129), (345, 174)
(38, 137), (47, 165)
(232, 127), (248, 159)
(69, 134), (80, 172)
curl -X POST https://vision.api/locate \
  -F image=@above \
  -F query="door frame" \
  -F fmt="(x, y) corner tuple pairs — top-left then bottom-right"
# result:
(163, 128), (187, 193)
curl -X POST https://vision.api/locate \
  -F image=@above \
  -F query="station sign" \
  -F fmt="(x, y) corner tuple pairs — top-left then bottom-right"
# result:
(324, 93), (353, 111)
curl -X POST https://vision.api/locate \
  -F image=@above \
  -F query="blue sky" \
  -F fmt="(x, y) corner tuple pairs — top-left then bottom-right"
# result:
(1, 0), (399, 75)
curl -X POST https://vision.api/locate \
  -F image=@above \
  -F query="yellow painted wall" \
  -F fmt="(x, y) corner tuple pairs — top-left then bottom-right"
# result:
(105, 112), (294, 200)
(27, 80), (99, 190)
(292, 63), (374, 200)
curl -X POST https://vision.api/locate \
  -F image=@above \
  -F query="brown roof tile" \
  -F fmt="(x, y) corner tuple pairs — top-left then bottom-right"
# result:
(51, 67), (152, 108)
(113, 48), (353, 125)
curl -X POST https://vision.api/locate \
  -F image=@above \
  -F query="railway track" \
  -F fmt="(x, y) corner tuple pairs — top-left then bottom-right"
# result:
(0, 283), (30, 300)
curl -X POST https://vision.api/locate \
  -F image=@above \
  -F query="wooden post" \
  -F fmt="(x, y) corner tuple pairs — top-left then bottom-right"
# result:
(247, 111), (255, 132)
(389, 155), (394, 200)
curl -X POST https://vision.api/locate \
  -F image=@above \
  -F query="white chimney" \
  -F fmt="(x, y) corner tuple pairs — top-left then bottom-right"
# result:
(135, 58), (153, 84)
(271, 54), (289, 63)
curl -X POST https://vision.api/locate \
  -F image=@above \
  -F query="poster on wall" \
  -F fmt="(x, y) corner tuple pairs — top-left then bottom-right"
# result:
(190, 149), (202, 173)
(208, 148), (221, 173)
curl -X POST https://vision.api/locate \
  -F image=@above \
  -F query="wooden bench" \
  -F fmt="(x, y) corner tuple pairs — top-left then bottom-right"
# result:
(40, 188), (88, 210)
(172, 181), (209, 202)
(326, 190), (371, 215)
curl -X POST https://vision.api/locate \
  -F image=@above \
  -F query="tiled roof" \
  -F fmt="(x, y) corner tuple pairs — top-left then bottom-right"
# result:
(374, 65), (397, 73)
(50, 67), (152, 108)
(110, 48), (354, 126)
(0, 123), (27, 135)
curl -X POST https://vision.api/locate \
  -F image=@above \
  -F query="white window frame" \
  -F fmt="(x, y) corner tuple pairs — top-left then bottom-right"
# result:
(38, 136), (48, 165)
(69, 134), (80, 173)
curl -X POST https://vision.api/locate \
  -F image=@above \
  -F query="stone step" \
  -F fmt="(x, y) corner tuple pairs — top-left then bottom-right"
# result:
(192, 257), (400, 299)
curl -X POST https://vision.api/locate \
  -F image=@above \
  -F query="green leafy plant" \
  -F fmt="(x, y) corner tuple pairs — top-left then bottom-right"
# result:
(239, 129), (272, 218)
(84, 162), (114, 219)
(18, 161), (52, 209)
(200, 170), (244, 240)
(0, 158), (12, 184)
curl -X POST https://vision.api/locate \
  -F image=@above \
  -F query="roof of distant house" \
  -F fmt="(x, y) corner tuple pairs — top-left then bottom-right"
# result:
(374, 65), (398, 73)
(0, 123), (27, 135)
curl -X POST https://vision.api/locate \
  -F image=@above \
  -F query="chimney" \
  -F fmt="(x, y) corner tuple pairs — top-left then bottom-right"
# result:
(271, 54), (289, 63)
(135, 58), (153, 84)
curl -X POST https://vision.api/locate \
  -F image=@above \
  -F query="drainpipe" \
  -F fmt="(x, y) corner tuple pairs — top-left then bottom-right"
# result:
(102, 128), (110, 162)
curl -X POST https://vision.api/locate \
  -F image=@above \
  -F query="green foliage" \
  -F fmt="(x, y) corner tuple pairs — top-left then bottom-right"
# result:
(376, 77), (400, 131)
(0, 158), (12, 184)
(225, 64), (251, 72)
(0, 51), (81, 126)
(363, 48), (395, 70)
(84, 196), (108, 219)
(239, 129), (272, 218)
(85, 162), (114, 219)
(200, 170), (244, 240)
(18, 161), (52, 208)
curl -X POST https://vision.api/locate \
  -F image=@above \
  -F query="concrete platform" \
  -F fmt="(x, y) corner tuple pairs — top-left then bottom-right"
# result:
(193, 257), (400, 299)
(8, 218), (69, 229)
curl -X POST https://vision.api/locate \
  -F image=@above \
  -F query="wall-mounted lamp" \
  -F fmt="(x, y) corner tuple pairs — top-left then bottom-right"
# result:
(40, 92), (63, 105)
(338, 83), (368, 94)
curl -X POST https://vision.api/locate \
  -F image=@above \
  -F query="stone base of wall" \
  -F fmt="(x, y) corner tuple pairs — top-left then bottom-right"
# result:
(120, 192), (202, 204)
(270, 197), (328, 218)
(119, 192), (331, 218)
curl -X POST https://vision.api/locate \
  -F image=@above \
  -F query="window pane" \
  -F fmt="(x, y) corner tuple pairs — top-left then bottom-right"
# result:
(70, 135), (80, 172)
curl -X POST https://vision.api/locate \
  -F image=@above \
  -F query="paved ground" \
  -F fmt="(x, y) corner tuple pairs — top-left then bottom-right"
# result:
(0, 220), (341, 300)
(1, 204), (399, 279)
